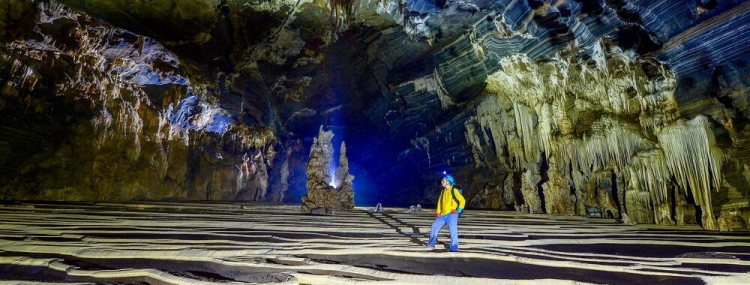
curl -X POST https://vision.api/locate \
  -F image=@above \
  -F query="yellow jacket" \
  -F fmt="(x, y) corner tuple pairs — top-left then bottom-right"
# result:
(436, 186), (466, 216)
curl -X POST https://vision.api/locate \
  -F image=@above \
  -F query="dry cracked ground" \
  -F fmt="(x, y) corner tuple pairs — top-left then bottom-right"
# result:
(1, 202), (749, 285)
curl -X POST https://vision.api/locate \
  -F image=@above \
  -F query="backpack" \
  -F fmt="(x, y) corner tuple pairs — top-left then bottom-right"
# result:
(451, 186), (464, 216)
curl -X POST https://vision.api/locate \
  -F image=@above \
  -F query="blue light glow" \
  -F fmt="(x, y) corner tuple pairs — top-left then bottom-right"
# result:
(206, 114), (231, 133)
(169, 94), (233, 134)
(169, 94), (199, 129)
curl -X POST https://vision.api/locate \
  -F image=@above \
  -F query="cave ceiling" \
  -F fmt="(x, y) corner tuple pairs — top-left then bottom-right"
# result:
(1, 0), (750, 230)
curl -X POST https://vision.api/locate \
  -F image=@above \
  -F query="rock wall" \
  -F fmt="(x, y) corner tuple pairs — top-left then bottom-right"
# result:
(0, 2), (277, 201)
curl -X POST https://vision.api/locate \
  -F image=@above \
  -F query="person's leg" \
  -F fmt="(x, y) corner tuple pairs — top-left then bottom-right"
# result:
(427, 215), (447, 248)
(448, 213), (459, 251)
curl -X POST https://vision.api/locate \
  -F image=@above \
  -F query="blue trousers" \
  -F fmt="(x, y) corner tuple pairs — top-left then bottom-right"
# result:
(427, 213), (459, 251)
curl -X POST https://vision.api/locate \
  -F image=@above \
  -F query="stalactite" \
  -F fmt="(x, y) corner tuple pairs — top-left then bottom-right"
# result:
(9, 59), (40, 91)
(537, 102), (553, 159)
(657, 115), (724, 230)
(587, 118), (653, 172)
(470, 95), (506, 161)
(473, 40), (687, 223)
(628, 149), (674, 225)
(538, 59), (569, 101)
(558, 117), (654, 191)
(483, 46), (672, 168)
(628, 150), (670, 205)
(512, 100), (539, 165)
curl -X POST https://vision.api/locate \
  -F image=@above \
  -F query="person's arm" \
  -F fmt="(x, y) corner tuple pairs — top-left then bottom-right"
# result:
(457, 189), (466, 209)
(436, 191), (443, 217)
(451, 187), (466, 214)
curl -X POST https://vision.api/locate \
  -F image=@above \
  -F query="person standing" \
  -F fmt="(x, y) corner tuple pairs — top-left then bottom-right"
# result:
(425, 174), (465, 252)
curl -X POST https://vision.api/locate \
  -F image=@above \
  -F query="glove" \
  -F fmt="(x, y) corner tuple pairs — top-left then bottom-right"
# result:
(458, 207), (463, 214)
(450, 209), (458, 214)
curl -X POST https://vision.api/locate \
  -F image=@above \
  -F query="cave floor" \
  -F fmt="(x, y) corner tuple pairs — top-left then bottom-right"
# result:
(0, 202), (749, 285)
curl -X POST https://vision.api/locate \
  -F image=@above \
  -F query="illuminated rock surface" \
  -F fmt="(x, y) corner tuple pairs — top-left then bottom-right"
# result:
(1, 202), (750, 284)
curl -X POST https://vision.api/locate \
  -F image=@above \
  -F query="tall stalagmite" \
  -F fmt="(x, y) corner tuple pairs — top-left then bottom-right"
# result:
(301, 126), (355, 214)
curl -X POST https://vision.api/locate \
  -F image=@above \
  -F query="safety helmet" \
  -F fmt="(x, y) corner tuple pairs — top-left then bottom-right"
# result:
(443, 174), (455, 185)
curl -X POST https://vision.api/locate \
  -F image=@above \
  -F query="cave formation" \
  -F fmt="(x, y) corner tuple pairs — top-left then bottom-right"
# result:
(2, 0), (750, 229)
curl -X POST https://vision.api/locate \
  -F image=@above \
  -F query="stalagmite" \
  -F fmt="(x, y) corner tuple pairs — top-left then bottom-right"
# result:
(302, 126), (355, 213)
(543, 156), (573, 215)
(521, 169), (542, 213)
(625, 188), (654, 224)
